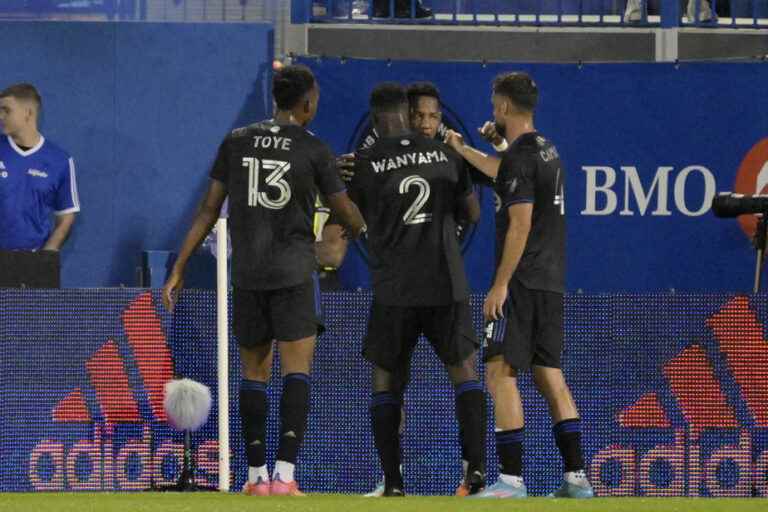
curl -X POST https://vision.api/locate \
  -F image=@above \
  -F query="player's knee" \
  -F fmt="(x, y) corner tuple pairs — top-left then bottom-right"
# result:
(445, 358), (477, 385)
(532, 368), (568, 398)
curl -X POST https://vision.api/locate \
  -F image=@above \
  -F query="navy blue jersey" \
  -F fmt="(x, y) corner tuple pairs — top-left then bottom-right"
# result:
(495, 132), (565, 293)
(210, 121), (345, 290)
(0, 136), (80, 250)
(350, 134), (472, 306)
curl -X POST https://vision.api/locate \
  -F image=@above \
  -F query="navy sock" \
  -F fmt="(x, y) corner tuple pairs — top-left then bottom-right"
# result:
(239, 379), (268, 468)
(371, 392), (402, 488)
(454, 380), (486, 474)
(553, 418), (584, 473)
(495, 428), (524, 477)
(276, 373), (310, 464)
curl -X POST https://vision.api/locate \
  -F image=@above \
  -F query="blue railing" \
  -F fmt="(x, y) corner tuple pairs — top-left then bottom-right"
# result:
(294, 0), (768, 27)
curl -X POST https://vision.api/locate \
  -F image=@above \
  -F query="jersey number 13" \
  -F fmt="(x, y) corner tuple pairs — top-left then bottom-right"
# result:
(243, 157), (292, 209)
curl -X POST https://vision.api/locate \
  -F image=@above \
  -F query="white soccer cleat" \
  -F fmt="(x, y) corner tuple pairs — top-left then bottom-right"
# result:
(363, 477), (385, 497)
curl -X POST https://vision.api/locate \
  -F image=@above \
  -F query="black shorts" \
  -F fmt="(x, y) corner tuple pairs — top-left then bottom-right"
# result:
(363, 300), (479, 373)
(484, 279), (563, 369)
(233, 276), (324, 347)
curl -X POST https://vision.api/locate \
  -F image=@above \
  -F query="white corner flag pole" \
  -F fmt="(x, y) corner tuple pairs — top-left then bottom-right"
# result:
(215, 217), (230, 492)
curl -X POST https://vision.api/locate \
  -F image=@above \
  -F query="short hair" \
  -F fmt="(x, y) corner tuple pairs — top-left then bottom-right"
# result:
(407, 81), (440, 107)
(0, 83), (42, 109)
(492, 72), (538, 113)
(370, 82), (408, 113)
(272, 64), (316, 110)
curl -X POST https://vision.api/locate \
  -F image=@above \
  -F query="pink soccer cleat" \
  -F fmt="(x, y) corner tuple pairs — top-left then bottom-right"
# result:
(270, 477), (306, 496)
(242, 477), (270, 496)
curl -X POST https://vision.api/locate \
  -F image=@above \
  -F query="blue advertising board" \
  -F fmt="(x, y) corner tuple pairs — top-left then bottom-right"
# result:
(2, 289), (768, 496)
(298, 57), (768, 293)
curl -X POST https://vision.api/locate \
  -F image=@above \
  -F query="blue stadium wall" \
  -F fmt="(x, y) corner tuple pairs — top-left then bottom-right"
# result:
(0, 21), (274, 287)
(3, 30), (766, 291)
(2, 289), (768, 496)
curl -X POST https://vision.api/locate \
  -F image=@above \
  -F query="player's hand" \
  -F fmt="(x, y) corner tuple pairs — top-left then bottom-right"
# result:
(444, 129), (465, 152)
(336, 153), (356, 182)
(162, 271), (184, 312)
(483, 284), (508, 322)
(478, 121), (504, 146)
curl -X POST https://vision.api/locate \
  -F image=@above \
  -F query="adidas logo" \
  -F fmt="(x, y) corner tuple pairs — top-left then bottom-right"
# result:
(589, 296), (768, 497)
(28, 292), (219, 492)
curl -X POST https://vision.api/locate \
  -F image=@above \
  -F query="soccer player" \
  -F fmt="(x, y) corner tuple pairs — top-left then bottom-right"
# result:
(350, 82), (485, 497)
(162, 64), (365, 497)
(331, 81), (490, 496)
(0, 83), (79, 253)
(445, 72), (593, 499)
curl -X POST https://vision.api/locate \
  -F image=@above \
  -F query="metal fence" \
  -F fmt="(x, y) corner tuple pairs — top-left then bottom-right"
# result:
(297, 0), (768, 27)
(2, 1), (765, 27)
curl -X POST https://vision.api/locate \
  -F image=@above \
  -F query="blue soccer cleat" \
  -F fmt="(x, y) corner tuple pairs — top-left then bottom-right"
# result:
(548, 481), (594, 498)
(468, 479), (527, 499)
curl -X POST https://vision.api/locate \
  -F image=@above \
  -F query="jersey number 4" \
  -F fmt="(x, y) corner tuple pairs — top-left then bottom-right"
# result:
(399, 175), (433, 225)
(243, 157), (291, 209)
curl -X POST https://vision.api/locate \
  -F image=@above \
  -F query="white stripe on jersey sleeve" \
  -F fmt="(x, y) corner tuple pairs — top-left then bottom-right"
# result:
(54, 157), (81, 214)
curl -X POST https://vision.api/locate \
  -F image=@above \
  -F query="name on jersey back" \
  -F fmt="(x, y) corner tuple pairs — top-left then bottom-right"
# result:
(371, 150), (449, 174)
(253, 135), (292, 151)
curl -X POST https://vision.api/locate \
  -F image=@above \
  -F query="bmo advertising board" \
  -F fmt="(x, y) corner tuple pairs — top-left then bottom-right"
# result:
(299, 58), (768, 294)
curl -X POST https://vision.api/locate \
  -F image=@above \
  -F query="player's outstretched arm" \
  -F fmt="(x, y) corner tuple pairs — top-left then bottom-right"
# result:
(163, 179), (227, 311)
(444, 129), (501, 180)
(325, 191), (366, 240)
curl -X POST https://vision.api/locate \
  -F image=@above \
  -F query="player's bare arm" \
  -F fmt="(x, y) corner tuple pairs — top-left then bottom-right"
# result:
(444, 129), (502, 179)
(484, 203), (532, 322)
(325, 191), (366, 239)
(163, 179), (227, 311)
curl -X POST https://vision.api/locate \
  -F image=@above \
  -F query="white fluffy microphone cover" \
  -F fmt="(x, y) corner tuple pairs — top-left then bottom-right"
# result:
(164, 378), (212, 432)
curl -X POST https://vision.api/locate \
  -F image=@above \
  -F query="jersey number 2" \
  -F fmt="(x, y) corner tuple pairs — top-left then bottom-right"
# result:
(399, 175), (433, 225)
(243, 157), (291, 209)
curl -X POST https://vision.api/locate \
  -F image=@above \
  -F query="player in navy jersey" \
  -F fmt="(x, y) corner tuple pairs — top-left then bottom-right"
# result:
(349, 83), (484, 497)
(445, 72), (593, 499)
(163, 65), (365, 497)
(0, 83), (79, 252)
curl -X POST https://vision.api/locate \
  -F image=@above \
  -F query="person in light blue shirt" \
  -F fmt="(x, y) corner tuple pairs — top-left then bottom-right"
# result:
(0, 83), (79, 251)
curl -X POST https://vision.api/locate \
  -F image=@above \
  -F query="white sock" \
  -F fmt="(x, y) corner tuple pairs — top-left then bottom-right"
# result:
(564, 470), (589, 487)
(461, 459), (469, 478)
(274, 460), (295, 482)
(499, 473), (524, 487)
(248, 465), (269, 483)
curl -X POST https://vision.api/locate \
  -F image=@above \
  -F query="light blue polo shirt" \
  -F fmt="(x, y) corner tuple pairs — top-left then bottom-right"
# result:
(0, 135), (80, 250)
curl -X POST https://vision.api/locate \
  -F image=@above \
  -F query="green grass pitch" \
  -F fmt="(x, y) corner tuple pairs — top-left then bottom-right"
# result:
(0, 494), (765, 512)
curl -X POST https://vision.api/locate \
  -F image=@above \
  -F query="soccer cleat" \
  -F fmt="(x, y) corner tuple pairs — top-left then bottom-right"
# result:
(270, 477), (306, 497)
(456, 469), (486, 496)
(363, 478), (385, 497)
(548, 481), (594, 499)
(468, 479), (527, 499)
(242, 477), (270, 496)
(383, 485), (405, 497)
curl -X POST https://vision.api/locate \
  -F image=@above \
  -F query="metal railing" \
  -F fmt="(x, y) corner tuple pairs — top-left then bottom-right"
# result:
(294, 0), (768, 28)
(0, 1), (280, 22)
(2, 1), (765, 27)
